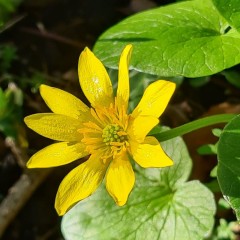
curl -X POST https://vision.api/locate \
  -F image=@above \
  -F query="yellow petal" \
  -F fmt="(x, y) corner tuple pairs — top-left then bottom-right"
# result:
(117, 44), (133, 111)
(55, 153), (108, 215)
(132, 80), (176, 118)
(78, 47), (113, 108)
(27, 142), (88, 168)
(128, 115), (159, 142)
(106, 153), (135, 206)
(24, 113), (82, 141)
(40, 84), (90, 120)
(131, 136), (173, 168)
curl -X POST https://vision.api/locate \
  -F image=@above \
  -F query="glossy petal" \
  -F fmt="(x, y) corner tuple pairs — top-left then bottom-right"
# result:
(78, 47), (113, 108)
(128, 115), (159, 142)
(117, 44), (133, 111)
(24, 113), (82, 141)
(132, 80), (176, 118)
(27, 142), (88, 168)
(40, 84), (89, 120)
(131, 136), (173, 168)
(55, 153), (108, 215)
(106, 153), (135, 206)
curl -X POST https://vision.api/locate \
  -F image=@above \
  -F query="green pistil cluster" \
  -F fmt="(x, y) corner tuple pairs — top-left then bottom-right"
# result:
(102, 124), (126, 146)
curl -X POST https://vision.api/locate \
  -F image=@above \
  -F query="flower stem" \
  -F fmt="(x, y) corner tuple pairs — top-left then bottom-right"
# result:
(153, 114), (236, 142)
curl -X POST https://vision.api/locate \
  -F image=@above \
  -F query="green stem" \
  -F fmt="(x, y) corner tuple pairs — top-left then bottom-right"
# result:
(153, 114), (236, 142)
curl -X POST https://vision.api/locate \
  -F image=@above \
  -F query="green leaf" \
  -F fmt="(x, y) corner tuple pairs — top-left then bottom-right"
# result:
(0, 0), (22, 26)
(0, 44), (17, 72)
(210, 165), (218, 177)
(0, 85), (23, 139)
(188, 77), (210, 88)
(212, 219), (237, 240)
(197, 144), (217, 155)
(221, 69), (240, 88)
(205, 179), (220, 192)
(94, 0), (240, 78)
(0, 0), (21, 12)
(212, 128), (222, 137)
(213, 0), (240, 32)
(218, 198), (231, 210)
(0, 88), (7, 112)
(62, 136), (216, 240)
(217, 114), (240, 220)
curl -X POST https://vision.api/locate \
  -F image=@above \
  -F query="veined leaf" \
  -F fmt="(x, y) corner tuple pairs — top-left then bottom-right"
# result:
(62, 135), (216, 240)
(217, 114), (240, 221)
(213, 0), (240, 32)
(94, 0), (240, 77)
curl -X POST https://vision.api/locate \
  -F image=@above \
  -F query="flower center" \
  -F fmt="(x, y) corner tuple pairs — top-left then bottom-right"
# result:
(79, 104), (129, 159)
(102, 124), (127, 146)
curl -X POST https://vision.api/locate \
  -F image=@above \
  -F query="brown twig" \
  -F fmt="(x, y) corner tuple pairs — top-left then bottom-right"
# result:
(5, 138), (28, 168)
(0, 14), (26, 34)
(0, 140), (53, 237)
(20, 27), (87, 49)
(0, 168), (52, 238)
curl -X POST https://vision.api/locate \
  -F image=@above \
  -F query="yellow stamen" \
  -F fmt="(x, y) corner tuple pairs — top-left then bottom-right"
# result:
(79, 101), (130, 158)
(83, 122), (102, 131)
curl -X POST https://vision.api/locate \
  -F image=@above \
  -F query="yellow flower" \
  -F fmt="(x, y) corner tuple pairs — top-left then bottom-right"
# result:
(24, 44), (176, 216)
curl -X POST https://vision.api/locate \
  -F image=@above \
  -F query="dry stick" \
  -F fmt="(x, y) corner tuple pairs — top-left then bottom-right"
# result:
(0, 140), (53, 237)
(0, 168), (52, 238)
(0, 14), (26, 34)
(20, 27), (87, 49)
(5, 138), (28, 168)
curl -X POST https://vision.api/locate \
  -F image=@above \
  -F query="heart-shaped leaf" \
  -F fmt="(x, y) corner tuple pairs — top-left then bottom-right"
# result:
(94, 0), (240, 77)
(62, 136), (216, 240)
